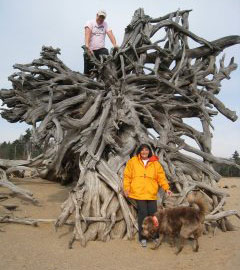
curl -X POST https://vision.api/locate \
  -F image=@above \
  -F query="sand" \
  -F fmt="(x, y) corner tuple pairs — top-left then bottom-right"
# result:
(0, 177), (240, 270)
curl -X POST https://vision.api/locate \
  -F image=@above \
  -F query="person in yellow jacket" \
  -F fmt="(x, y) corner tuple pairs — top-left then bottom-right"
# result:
(123, 144), (172, 247)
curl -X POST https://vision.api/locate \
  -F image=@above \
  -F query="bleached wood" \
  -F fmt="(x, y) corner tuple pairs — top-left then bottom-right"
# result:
(0, 8), (239, 246)
(0, 168), (37, 203)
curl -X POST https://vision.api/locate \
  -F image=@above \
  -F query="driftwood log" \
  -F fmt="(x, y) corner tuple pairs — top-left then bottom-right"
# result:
(0, 158), (38, 178)
(0, 168), (37, 203)
(0, 8), (240, 247)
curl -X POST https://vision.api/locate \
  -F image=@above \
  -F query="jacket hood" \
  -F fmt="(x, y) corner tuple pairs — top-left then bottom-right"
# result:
(149, 155), (159, 162)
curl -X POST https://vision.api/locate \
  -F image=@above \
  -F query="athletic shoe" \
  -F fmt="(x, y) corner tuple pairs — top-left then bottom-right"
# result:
(140, 239), (147, 247)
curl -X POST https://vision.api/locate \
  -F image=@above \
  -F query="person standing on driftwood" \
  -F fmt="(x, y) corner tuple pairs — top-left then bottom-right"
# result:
(84, 9), (118, 75)
(123, 144), (172, 247)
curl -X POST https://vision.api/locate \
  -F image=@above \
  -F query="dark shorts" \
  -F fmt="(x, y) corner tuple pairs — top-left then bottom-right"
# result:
(83, 47), (109, 75)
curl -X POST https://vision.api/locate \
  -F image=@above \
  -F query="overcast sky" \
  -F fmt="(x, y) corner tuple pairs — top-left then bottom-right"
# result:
(0, 0), (239, 158)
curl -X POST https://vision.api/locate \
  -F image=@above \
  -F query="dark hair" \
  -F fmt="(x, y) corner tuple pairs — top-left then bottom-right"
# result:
(136, 144), (153, 158)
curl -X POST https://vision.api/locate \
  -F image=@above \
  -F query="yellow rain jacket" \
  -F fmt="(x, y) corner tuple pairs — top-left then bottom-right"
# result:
(123, 154), (170, 200)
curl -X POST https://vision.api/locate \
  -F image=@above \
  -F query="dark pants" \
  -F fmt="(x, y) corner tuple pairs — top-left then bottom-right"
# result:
(136, 199), (158, 241)
(83, 47), (109, 75)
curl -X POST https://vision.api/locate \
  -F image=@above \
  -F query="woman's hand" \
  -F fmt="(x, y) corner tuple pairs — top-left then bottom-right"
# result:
(86, 46), (93, 56)
(166, 190), (173, 196)
(124, 190), (129, 197)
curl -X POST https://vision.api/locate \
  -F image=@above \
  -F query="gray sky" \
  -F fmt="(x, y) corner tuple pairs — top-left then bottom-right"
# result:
(0, 0), (239, 157)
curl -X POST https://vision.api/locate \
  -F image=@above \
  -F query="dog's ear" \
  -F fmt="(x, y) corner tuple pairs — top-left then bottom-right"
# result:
(144, 217), (154, 228)
(145, 217), (157, 236)
(143, 216), (151, 225)
(151, 229), (156, 236)
(147, 216), (153, 222)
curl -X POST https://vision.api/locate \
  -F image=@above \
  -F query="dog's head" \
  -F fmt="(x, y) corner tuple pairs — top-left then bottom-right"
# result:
(142, 216), (159, 239)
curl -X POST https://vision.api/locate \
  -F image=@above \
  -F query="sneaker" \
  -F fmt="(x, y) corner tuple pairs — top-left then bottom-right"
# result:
(140, 239), (147, 247)
(153, 238), (160, 245)
(151, 238), (161, 250)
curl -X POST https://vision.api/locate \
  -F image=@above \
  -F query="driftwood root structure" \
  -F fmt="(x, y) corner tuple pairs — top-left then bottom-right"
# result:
(0, 8), (240, 246)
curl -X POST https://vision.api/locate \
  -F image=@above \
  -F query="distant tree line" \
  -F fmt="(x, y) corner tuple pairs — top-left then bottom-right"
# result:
(0, 128), (42, 160)
(213, 150), (240, 177)
(0, 129), (239, 177)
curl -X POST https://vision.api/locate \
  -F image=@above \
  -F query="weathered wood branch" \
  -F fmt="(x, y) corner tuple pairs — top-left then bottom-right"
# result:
(0, 168), (37, 203)
(0, 8), (239, 246)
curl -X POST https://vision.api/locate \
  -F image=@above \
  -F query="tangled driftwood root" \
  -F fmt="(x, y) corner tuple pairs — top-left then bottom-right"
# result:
(0, 8), (240, 247)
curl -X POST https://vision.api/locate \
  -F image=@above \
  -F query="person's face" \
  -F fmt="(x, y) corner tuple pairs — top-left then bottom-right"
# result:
(96, 15), (105, 25)
(140, 147), (150, 160)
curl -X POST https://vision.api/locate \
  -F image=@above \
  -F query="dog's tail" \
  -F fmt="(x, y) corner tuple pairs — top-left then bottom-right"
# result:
(188, 195), (207, 222)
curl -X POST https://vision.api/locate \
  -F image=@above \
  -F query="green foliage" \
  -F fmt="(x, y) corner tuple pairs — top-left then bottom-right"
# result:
(0, 129), (239, 178)
(232, 150), (240, 163)
(0, 128), (42, 160)
(213, 149), (240, 177)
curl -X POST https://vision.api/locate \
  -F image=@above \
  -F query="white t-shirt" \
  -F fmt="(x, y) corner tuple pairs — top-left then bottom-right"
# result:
(142, 159), (149, 167)
(85, 20), (111, 51)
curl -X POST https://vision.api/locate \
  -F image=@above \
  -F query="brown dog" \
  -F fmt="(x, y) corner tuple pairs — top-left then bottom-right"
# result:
(142, 197), (206, 254)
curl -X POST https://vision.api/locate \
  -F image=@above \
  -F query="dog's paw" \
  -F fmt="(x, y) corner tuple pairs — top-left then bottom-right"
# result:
(150, 242), (161, 250)
(175, 247), (183, 255)
(150, 245), (159, 250)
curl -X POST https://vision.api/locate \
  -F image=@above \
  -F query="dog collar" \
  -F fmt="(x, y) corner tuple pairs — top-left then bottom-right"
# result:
(152, 216), (159, 228)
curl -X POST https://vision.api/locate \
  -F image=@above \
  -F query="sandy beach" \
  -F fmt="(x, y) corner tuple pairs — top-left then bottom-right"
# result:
(0, 177), (240, 270)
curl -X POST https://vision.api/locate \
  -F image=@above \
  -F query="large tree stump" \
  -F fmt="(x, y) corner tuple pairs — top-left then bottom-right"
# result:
(1, 8), (240, 247)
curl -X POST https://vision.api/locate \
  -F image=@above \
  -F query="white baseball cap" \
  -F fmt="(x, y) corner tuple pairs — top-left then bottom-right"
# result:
(97, 10), (107, 18)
